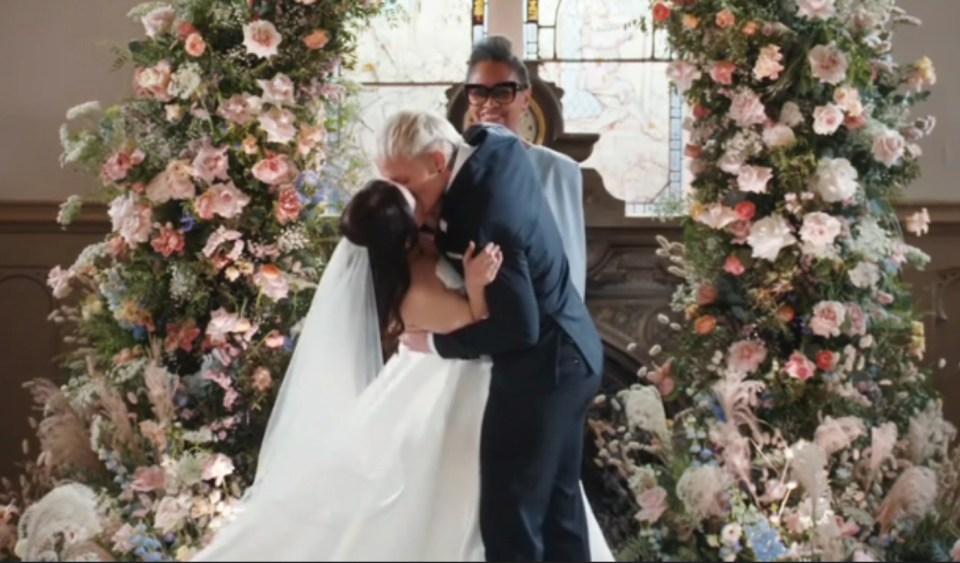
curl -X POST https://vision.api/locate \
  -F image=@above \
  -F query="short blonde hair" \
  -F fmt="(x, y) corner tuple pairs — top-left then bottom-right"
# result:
(374, 110), (462, 163)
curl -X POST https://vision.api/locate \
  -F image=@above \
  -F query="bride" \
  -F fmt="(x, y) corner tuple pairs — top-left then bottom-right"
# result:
(194, 180), (614, 561)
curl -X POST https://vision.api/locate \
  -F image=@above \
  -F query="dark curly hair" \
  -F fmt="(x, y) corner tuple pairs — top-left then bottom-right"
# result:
(466, 35), (530, 88)
(340, 179), (419, 356)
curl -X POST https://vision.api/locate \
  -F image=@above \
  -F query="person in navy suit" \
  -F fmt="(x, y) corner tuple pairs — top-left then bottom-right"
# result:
(378, 110), (604, 561)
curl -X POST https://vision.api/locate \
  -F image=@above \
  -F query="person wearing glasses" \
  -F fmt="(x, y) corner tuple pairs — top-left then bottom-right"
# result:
(463, 36), (588, 298)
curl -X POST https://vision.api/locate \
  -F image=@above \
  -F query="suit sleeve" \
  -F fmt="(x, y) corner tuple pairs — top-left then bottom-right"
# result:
(432, 220), (539, 358)
(432, 132), (542, 358)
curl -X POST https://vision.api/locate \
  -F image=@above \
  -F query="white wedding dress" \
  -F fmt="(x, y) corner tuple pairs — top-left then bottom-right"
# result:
(194, 241), (614, 561)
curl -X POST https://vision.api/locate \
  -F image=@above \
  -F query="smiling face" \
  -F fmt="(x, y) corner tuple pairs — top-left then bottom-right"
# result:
(466, 61), (531, 134)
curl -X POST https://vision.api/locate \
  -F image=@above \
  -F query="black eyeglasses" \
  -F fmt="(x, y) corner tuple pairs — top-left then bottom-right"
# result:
(464, 81), (528, 105)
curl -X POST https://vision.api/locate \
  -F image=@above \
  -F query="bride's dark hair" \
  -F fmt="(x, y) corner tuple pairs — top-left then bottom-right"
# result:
(340, 179), (419, 356)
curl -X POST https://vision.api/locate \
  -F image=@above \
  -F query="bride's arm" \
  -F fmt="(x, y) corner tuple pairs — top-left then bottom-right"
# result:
(401, 245), (502, 334)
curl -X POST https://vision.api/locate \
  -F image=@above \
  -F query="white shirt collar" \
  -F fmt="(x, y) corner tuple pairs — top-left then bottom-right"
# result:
(445, 142), (476, 193)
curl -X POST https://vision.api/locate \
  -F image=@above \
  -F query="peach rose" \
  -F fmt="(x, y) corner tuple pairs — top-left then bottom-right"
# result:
(715, 9), (736, 29)
(709, 61), (737, 85)
(695, 315), (717, 335)
(724, 255), (745, 276)
(185, 32), (207, 57)
(303, 29), (330, 50)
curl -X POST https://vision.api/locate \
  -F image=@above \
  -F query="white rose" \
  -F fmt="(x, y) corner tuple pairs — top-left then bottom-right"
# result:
(810, 157), (859, 203)
(737, 165), (774, 194)
(800, 211), (843, 248)
(848, 261), (880, 289)
(796, 0), (835, 20)
(763, 123), (796, 148)
(813, 104), (844, 135)
(747, 215), (797, 262)
(779, 102), (804, 127)
(872, 128), (905, 167)
(142, 6), (175, 38)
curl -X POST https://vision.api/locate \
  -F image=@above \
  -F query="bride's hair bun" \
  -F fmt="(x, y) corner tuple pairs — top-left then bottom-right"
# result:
(340, 179), (416, 251)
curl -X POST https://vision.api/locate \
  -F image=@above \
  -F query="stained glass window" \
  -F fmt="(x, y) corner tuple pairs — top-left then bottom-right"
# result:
(343, 0), (482, 171)
(524, 0), (690, 217)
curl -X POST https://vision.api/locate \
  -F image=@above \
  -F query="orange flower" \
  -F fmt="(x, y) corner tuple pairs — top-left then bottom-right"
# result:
(777, 305), (795, 323)
(303, 29), (330, 50)
(695, 315), (717, 335)
(682, 14), (699, 30)
(741, 21), (759, 36)
(697, 284), (717, 306)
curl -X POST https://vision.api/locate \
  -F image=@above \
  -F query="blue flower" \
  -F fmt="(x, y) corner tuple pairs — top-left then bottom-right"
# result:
(180, 213), (197, 232)
(699, 448), (714, 460)
(709, 397), (726, 422)
(283, 336), (295, 353)
(744, 519), (789, 562)
(143, 551), (165, 562)
(296, 170), (321, 190)
(132, 326), (147, 342)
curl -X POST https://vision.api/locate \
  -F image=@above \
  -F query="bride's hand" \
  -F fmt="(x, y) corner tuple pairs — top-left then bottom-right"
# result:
(463, 241), (502, 292)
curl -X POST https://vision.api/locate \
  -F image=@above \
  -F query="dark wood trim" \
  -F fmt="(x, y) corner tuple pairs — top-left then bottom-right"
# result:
(0, 200), (109, 234)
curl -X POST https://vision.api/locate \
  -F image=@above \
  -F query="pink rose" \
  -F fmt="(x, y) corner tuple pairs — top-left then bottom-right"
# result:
(257, 73), (296, 107)
(809, 44), (848, 85)
(192, 143), (231, 185)
(253, 264), (290, 301)
(252, 154), (299, 185)
(796, 0), (835, 20)
(150, 223), (186, 258)
(832, 85), (862, 115)
(784, 351), (816, 381)
(635, 486), (668, 523)
(843, 302), (867, 336)
(735, 201), (756, 222)
(872, 129), (905, 167)
(656, 376), (676, 397)
(763, 123), (796, 148)
(259, 107), (298, 144)
(845, 113), (868, 131)
(709, 61), (737, 85)
(101, 149), (145, 183)
(243, 20), (282, 59)
(724, 255), (745, 276)
(201, 181), (251, 220)
(728, 88), (767, 127)
(275, 185), (302, 224)
(108, 193), (153, 246)
(217, 94), (262, 125)
(799, 211), (842, 248)
(134, 60), (174, 101)
(810, 300), (846, 338)
(146, 159), (196, 204)
(813, 104), (844, 135)
(727, 220), (751, 244)
(185, 32), (207, 57)
(666, 61), (702, 94)
(131, 465), (167, 493)
(727, 339), (768, 375)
